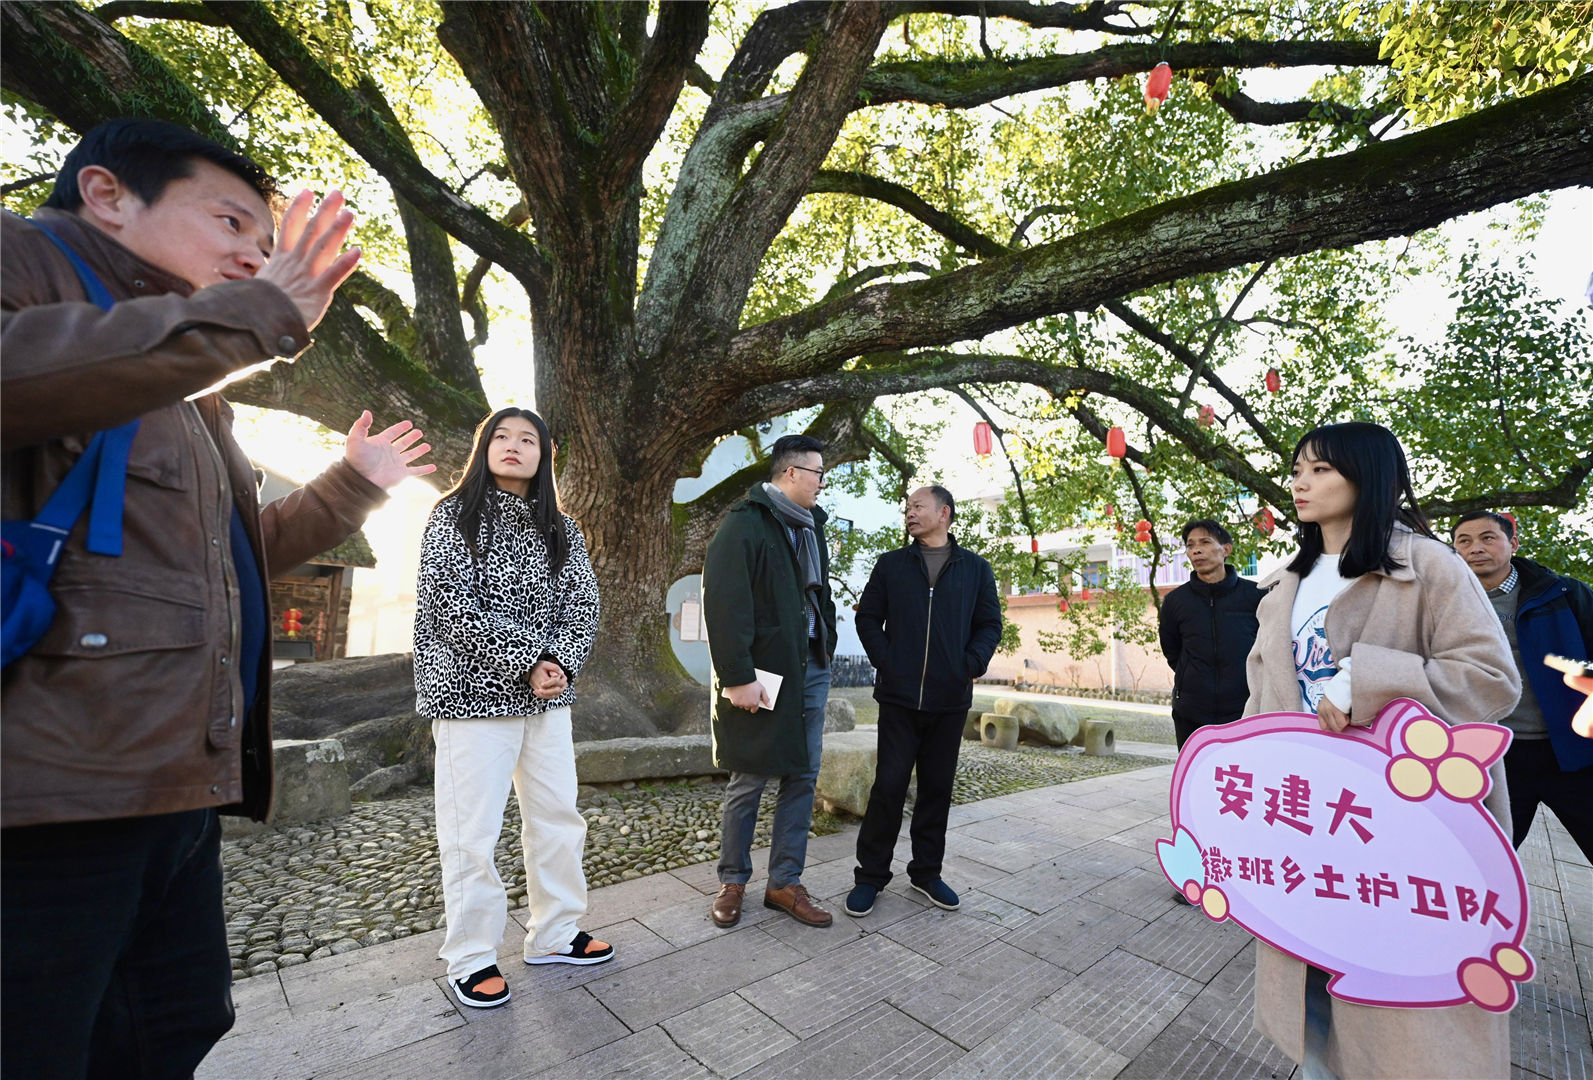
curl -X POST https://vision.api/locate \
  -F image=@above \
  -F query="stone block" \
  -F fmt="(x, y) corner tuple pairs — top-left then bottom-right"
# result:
(335, 711), (429, 782)
(1084, 720), (1116, 756)
(995, 698), (1081, 746)
(963, 709), (982, 741)
(270, 738), (351, 825)
(979, 712), (1020, 751)
(350, 762), (418, 801)
(824, 695), (856, 732)
(573, 735), (724, 784)
(270, 653), (417, 739)
(814, 729), (880, 816)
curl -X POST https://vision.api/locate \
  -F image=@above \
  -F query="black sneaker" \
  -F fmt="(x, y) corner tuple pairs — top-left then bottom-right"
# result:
(845, 883), (878, 918)
(526, 930), (615, 966)
(911, 879), (960, 911)
(453, 964), (510, 1009)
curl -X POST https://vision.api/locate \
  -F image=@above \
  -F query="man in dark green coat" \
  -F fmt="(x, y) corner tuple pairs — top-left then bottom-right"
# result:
(703, 434), (838, 929)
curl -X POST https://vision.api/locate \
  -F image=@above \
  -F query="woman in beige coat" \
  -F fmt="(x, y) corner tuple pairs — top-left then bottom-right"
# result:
(1244, 422), (1520, 1080)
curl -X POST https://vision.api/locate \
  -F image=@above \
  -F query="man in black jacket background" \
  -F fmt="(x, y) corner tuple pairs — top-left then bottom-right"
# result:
(1158, 519), (1263, 749)
(845, 486), (1002, 917)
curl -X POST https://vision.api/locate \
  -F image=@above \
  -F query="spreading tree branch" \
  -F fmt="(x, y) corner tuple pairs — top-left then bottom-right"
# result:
(1176, 258), (1271, 410)
(596, 2), (710, 205)
(1010, 204), (1073, 247)
(728, 75), (1593, 386)
(207, 0), (549, 294)
(857, 39), (1383, 110)
(953, 386), (1044, 574)
(894, 1), (1150, 36)
(94, 1), (220, 25)
(824, 261), (938, 302)
(1103, 297), (1284, 457)
(1208, 83), (1391, 128)
(810, 170), (1008, 258)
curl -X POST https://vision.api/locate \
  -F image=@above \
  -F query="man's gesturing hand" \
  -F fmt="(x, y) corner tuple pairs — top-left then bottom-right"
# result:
(259, 189), (361, 332)
(344, 411), (436, 489)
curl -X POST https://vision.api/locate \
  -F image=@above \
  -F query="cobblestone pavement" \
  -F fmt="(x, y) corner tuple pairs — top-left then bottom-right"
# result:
(201, 748), (1591, 1080)
(223, 739), (1166, 977)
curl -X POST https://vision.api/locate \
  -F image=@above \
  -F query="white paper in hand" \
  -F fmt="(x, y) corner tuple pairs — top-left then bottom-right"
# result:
(722, 668), (783, 710)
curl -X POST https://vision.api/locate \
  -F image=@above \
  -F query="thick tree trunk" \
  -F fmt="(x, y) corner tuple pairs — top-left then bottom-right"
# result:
(559, 433), (710, 739)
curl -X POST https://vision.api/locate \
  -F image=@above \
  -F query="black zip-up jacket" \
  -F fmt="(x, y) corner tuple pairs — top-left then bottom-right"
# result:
(855, 536), (1003, 712)
(1158, 565), (1263, 727)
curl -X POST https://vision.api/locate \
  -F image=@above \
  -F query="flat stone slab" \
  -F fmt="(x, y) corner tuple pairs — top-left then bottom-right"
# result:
(573, 735), (723, 783)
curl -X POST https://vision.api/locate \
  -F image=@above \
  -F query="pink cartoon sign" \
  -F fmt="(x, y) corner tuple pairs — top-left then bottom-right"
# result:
(1156, 698), (1534, 1012)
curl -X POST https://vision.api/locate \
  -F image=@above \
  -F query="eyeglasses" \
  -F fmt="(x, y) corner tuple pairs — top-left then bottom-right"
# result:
(790, 465), (826, 481)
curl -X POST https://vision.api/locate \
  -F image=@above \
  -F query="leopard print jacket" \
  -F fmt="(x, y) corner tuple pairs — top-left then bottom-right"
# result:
(413, 489), (601, 719)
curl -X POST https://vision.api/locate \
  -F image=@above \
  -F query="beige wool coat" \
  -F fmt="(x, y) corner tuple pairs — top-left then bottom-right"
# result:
(1243, 527), (1522, 1080)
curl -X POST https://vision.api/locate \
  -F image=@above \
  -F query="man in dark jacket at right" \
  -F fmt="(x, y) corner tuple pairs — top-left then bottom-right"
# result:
(1158, 519), (1262, 749)
(1453, 510), (1593, 858)
(845, 485), (1002, 918)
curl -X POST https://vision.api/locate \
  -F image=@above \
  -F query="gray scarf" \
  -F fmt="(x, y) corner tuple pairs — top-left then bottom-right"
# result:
(762, 482), (823, 603)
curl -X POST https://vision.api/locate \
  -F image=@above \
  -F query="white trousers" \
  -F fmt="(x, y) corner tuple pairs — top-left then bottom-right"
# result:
(433, 707), (589, 981)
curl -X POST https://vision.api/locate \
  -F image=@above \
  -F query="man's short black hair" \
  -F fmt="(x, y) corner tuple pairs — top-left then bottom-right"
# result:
(769, 434), (824, 481)
(1182, 519), (1233, 546)
(926, 484), (956, 523)
(42, 118), (277, 213)
(1452, 510), (1516, 541)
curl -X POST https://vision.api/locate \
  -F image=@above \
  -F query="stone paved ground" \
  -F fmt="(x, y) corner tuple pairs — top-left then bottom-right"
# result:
(221, 735), (1163, 975)
(200, 742), (1592, 1080)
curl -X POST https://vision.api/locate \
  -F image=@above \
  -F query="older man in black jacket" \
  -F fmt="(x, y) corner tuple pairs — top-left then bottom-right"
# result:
(845, 486), (1002, 917)
(1158, 519), (1262, 749)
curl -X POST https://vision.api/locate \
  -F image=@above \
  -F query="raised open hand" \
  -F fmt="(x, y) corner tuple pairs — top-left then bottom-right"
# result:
(258, 189), (362, 332)
(343, 411), (436, 490)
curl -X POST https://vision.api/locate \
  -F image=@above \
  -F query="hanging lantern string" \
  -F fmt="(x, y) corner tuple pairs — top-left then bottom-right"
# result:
(953, 386), (1044, 575)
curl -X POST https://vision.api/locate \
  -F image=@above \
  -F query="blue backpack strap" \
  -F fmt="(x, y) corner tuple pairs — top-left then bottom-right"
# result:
(31, 221), (116, 310)
(86, 424), (137, 556)
(28, 220), (139, 555)
(29, 434), (106, 541)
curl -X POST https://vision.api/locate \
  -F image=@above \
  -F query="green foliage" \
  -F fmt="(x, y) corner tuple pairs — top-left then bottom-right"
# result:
(1392, 248), (1593, 579)
(1350, 1), (1593, 125)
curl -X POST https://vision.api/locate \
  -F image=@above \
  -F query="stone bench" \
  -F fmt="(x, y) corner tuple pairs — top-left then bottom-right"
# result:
(574, 735), (724, 784)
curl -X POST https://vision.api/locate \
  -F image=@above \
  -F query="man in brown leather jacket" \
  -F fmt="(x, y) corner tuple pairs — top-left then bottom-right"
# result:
(1, 118), (436, 1080)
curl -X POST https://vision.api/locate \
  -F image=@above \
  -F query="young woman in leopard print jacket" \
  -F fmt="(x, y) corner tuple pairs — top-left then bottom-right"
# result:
(413, 407), (612, 1010)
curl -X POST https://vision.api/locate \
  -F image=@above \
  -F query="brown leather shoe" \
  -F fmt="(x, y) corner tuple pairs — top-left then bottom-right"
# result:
(763, 882), (833, 927)
(711, 883), (745, 927)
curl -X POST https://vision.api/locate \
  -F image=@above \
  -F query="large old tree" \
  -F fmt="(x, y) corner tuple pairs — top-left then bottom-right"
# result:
(4, 1), (1591, 734)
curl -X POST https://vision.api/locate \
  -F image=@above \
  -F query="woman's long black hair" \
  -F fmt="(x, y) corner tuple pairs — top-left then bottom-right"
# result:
(1285, 421), (1434, 579)
(443, 407), (570, 577)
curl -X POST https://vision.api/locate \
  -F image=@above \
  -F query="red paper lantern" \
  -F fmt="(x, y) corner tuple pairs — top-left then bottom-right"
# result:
(1144, 62), (1172, 115)
(1198, 404), (1215, 428)
(1106, 426), (1127, 458)
(1057, 597), (1070, 614)
(1265, 367), (1281, 394)
(1030, 537), (1040, 554)
(1134, 519), (1152, 533)
(1254, 508), (1276, 536)
(281, 607), (304, 637)
(973, 421), (993, 457)
(1080, 587), (1092, 602)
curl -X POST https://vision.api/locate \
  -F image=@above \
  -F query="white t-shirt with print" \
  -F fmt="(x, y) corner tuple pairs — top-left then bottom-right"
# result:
(1290, 553), (1358, 713)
